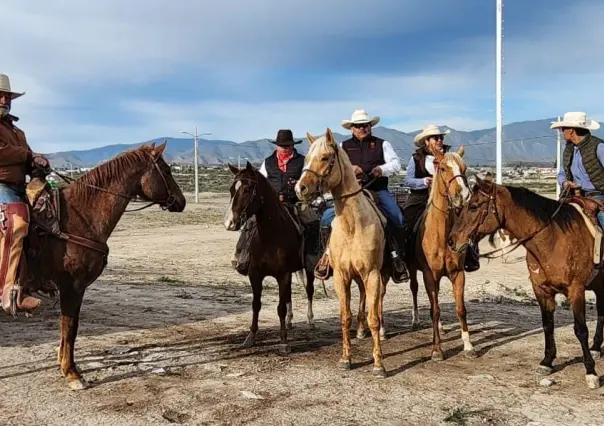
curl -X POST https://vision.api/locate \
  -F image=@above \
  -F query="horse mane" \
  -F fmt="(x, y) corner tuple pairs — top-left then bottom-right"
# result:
(503, 185), (577, 231)
(66, 145), (153, 203)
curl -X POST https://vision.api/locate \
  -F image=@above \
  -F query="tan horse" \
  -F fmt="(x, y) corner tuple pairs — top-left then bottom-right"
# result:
(407, 146), (477, 361)
(295, 128), (388, 377)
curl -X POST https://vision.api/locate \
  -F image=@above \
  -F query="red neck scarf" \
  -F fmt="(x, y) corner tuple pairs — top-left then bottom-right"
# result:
(276, 148), (294, 172)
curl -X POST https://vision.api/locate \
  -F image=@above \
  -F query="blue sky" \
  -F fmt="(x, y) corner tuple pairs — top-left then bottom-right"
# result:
(5, 0), (604, 152)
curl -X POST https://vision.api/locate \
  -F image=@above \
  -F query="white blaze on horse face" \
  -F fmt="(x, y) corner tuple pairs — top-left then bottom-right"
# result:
(223, 180), (242, 230)
(449, 159), (470, 204)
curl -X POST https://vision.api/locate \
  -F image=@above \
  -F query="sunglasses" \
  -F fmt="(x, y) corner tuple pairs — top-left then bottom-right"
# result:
(352, 123), (370, 129)
(430, 135), (444, 141)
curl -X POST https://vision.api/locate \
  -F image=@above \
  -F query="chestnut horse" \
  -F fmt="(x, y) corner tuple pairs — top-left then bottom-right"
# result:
(295, 128), (390, 377)
(406, 146), (477, 361)
(223, 162), (317, 353)
(22, 142), (185, 390)
(448, 175), (603, 389)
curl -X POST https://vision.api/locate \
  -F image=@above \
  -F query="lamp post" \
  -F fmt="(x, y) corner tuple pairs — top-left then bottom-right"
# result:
(180, 126), (211, 203)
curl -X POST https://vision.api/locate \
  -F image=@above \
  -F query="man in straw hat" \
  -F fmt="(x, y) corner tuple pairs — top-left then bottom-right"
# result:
(315, 109), (409, 283)
(553, 112), (604, 228)
(404, 124), (480, 272)
(0, 73), (52, 315)
(231, 129), (308, 275)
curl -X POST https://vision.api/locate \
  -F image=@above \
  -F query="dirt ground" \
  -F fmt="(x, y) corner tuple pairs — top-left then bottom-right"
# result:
(1, 193), (603, 426)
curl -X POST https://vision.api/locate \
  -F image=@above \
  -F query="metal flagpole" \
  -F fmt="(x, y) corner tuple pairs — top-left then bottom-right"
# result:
(495, 0), (503, 184)
(555, 116), (561, 198)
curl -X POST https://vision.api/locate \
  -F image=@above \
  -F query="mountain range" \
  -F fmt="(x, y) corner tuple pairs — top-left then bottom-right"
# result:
(45, 118), (604, 168)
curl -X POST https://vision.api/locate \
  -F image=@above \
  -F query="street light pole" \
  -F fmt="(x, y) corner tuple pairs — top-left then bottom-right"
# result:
(180, 127), (211, 203)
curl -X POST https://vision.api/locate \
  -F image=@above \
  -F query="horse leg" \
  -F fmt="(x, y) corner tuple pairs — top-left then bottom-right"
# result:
(333, 269), (353, 370)
(286, 290), (293, 330)
(423, 270), (444, 361)
(532, 284), (557, 375)
(243, 274), (263, 348)
(277, 273), (292, 354)
(590, 288), (604, 359)
(366, 269), (386, 377)
(410, 265), (420, 330)
(450, 271), (476, 358)
(378, 274), (387, 341)
(568, 288), (600, 389)
(58, 287), (87, 390)
(305, 268), (316, 329)
(355, 277), (368, 339)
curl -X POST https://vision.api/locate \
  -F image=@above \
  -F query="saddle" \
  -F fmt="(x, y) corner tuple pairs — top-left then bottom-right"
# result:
(26, 177), (61, 236)
(562, 195), (604, 266)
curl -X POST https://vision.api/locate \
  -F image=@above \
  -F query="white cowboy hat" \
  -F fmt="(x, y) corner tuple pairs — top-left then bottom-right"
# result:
(413, 124), (450, 147)
(550, 112), (600, 131)
(341, 109), (380, 130)
(0, 74), (25, 100)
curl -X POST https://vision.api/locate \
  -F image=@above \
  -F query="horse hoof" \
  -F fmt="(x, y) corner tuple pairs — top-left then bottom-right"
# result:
(373, 366), (387, 378)
(68, 378), (89, 391)
(379, 334), (387, 342)
(356, 331), (367, 340)
(286, 322), (293, 330)
(242, 334), (255, 348)
(411, 322), (421, 331)
(463, 349), (478, 359)
(586, 374), (601, 389)
(431, 351), (445, 361)
(308, 322), (316, 330)
(338, 359), (351, 370)
(279, 344), (291, 355)
(537, 366), (553, 376)
(590, 350), (601, 360)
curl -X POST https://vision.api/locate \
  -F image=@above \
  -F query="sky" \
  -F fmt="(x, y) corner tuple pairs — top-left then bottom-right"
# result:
(4, 0), (604, 153)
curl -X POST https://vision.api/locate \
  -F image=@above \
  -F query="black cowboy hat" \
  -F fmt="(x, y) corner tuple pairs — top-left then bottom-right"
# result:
(269, 129), (302, 147)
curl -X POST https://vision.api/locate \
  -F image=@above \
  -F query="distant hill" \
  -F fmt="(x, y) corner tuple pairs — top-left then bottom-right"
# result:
(45, 118), (604, 167)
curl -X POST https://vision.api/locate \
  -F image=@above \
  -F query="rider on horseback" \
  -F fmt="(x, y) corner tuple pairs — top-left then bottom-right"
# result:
(315, 109), (410, 283)
(403, 124), (480, 272)
(554, 112), (604, 228)
(231, 129), (308, 274)
(0, 73), (53, 315)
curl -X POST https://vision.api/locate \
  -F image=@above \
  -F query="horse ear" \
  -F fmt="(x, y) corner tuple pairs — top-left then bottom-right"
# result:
(484, 172), (494, 183)
(306, 132), (317, 144)
(245, 161), (254, 172)
(325, 128), (335, 146)
(150, 140), (167, 159)
(456, 145), (465, 157)
(228, 163), (239, 175)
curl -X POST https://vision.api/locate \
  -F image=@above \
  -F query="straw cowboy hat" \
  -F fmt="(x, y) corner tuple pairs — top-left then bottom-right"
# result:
(0, 74), (25, 100)
(341, 109), (380, 130)
(413, 124), (450, 147)
(269, 129), (302, 147)
(550, 112), (600, 131)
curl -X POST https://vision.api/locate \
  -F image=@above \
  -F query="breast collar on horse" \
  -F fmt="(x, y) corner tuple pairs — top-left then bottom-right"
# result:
(302, 142), (377, 202)
(48, 153), (177, 257)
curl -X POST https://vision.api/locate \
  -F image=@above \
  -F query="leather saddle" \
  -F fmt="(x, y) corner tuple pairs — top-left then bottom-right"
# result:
(562, 195), (604, 229)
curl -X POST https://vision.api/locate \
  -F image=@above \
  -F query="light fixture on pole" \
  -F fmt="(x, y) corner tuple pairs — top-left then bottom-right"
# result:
(180, 126), (212, 203)
(495, 0), (504, 184)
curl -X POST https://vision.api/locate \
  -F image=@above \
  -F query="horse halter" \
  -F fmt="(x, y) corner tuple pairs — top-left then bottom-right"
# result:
(230, 174), (263, 227)
(467, 184), (503, 242)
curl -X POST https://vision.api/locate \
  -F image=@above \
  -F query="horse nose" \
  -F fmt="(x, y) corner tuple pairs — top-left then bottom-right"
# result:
(298, 183), (307, 195)
(447, 237), (455, 250)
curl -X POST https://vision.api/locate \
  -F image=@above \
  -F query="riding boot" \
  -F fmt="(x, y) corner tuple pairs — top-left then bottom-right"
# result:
(464, 239), (481, 272)
(314, 226), (332, 280)
(388, 226), (410, 283)
(0, 203), (41, 316)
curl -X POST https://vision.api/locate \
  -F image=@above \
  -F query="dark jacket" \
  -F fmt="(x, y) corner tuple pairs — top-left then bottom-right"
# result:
(264, 149), (305, 202)
(341, 135), (389, 191)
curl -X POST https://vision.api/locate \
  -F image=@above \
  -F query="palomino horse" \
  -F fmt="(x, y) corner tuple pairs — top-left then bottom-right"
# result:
(295, 128), (389, 377)
(223, 162), (318, 353)
(22, 142), (185, 390)
(448, 175), (603, 389)
(406, 146), (476, 361)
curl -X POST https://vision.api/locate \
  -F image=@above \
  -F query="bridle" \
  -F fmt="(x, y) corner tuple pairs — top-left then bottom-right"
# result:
(302, 142), (375, 202)
(429, 155), (470, 214)
(53, 153), (177, 212)
(229, 174), (264, 228)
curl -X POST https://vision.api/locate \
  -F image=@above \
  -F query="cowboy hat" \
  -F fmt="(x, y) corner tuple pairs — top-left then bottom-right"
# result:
(0, 74), (25, 100)
(341, 109), (380, 130)
(550, 111), (600, 131)
(413, 124), (450, 147)
(269, 129), (302, 147)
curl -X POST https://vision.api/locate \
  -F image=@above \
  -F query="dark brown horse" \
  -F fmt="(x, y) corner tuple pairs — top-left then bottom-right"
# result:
(22, 142), (185, 390)
(223, 162), (317, 353)
(448, 175), (603, 389)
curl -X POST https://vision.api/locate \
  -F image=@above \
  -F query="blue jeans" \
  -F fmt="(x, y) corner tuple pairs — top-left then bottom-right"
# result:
(320, 189), (405, 228)
(591, 194), (604, 229)
(0, 183), (25, 203)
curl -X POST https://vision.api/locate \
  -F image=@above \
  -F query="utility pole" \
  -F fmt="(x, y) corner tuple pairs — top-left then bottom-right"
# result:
(555, 116), (561, 199)
(180, 127), (211, 203)
(495, 0), (504, 184)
